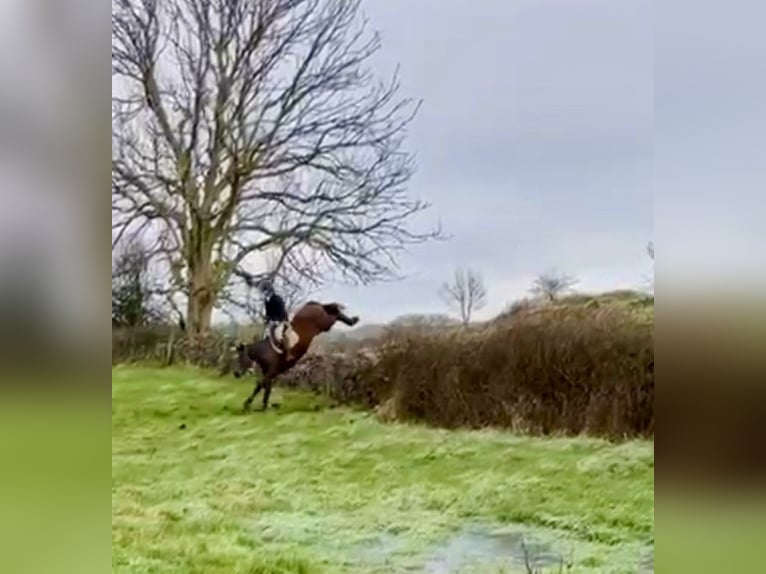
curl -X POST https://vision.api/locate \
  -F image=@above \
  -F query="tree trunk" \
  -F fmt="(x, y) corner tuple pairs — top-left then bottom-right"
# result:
(186, 223), (216, 335)
(187, 252), (215, 335)
(187, 287), (214, 335)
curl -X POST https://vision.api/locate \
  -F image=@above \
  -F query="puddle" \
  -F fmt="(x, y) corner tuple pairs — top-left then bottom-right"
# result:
(423, 526), (563, 573)
(350, 525), (565, 573)
(350, 524), (652, 573)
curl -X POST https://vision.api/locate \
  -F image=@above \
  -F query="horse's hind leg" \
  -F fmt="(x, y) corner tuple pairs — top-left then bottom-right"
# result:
(336, 311), (359, 326)
(242, 381), (263, 412)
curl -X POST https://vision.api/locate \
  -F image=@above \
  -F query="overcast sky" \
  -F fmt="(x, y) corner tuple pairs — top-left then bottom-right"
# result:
(307, 0), (654, 323)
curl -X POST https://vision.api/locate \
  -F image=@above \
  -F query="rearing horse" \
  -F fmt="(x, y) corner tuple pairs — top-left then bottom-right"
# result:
(232, 301), (359, 411)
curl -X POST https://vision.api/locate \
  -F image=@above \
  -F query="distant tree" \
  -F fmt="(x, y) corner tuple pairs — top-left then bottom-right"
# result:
(439, 268), (488, 325)
(530, 269), (578, 303)
(112, 240), (164, 327)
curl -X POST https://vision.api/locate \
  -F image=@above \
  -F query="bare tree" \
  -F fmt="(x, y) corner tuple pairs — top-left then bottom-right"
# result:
(112, 0), (440, 334)
(439, 268), (488, 325)
(530, 269), (578, 303)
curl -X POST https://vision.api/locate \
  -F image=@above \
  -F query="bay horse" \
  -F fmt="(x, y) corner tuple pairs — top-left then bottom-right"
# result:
(232, 301), (359, 411)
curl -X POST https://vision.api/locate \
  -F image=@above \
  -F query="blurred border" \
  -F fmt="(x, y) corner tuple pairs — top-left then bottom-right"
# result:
(656, 0), (766, 572)
(0, 1), (110, 573)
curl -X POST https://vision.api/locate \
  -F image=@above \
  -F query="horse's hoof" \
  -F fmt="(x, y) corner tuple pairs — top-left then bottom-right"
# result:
(271, 403), (281, 409)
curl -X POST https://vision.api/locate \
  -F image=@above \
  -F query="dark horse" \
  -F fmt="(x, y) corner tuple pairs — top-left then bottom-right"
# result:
(232, 301), (359, 411)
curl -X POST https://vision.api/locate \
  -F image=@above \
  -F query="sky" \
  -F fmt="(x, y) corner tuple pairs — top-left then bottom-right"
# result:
(308, 0), (654, 323)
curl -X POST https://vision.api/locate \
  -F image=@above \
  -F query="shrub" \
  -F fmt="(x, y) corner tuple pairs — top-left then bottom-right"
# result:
(112, 326), (235, 370)
(112, 325), (176, 364)
(279, 350), (383, 405)
(359, 305), (653, 438)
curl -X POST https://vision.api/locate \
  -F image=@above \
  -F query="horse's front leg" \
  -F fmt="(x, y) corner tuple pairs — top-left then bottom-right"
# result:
(242, 381), (263, 412)
(260, 378), (273, 411)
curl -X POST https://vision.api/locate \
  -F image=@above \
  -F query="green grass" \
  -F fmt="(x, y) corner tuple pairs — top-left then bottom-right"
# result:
(112, 366), (654, 573)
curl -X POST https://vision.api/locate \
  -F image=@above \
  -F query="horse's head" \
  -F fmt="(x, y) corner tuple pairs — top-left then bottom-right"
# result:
(230, 342), (255, 378)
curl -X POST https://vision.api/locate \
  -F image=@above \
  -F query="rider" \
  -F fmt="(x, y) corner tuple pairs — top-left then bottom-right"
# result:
(257, 279), (295, 359)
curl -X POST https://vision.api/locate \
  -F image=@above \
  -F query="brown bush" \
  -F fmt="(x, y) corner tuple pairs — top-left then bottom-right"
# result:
(278, 350), (383, 405)
(112, 326), (175, 364)
(359, 305), (654, 438)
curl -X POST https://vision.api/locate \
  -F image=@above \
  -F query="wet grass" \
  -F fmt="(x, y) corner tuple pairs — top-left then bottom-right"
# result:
(112, 366), (654, 573)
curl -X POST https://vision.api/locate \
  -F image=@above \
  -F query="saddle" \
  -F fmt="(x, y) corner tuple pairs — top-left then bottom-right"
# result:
(267, 321), (298, 356)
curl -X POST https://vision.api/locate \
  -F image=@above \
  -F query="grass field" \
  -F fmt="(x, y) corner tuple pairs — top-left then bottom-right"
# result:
(112, 366), (654, 573)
